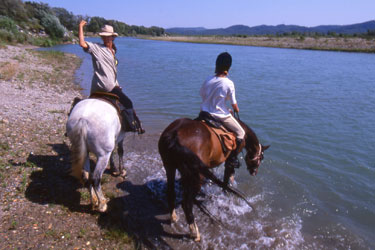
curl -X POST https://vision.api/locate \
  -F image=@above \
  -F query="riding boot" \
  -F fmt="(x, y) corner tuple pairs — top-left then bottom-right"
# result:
(133, 109), (145, 134)
(120, 108), (145, 134)
(225, 138), (243, 169)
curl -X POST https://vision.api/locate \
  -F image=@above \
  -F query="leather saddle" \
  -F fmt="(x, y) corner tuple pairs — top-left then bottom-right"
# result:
(89, 92), (122, 113)
(195, 111), (236, 153)
(89, 92), (127, 128)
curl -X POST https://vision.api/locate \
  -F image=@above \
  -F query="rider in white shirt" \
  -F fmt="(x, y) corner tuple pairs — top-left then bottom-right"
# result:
(200, 52), (245, 168)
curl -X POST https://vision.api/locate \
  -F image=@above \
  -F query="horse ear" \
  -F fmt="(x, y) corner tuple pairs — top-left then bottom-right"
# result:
(262, 145), (270, 151)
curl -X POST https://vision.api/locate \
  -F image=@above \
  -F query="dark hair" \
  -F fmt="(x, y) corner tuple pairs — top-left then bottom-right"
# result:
(215, 52), (232, 73)
(112, 42), (117, 53)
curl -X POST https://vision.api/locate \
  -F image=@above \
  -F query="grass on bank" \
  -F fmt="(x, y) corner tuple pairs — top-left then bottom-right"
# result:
(0, 61), (19, 81)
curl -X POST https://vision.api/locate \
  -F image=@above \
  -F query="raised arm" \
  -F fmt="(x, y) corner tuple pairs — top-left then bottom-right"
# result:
(78, 20), (88, 49)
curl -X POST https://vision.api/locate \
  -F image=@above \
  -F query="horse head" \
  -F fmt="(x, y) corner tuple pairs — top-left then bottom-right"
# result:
(240, 121), (270, 176)
(244, 143), (270, 176)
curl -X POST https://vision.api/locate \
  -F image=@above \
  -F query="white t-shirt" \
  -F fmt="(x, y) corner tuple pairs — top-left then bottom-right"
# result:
(200, 75), (237, 118)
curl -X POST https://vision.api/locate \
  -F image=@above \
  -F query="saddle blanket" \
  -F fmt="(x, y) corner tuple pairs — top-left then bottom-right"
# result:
(201, 122), (237, 152)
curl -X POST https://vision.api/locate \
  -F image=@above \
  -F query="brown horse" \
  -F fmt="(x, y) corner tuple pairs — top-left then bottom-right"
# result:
(158, 117), (269, 241)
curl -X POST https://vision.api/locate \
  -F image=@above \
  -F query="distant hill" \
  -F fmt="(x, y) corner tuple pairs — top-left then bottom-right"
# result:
(166, 20), (375, 36)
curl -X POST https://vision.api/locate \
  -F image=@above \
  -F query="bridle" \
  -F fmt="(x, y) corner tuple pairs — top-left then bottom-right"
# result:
(251, 144), (263, 161)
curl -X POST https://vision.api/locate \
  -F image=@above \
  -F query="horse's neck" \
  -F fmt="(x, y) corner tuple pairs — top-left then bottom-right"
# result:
(244, 126), (259, 151)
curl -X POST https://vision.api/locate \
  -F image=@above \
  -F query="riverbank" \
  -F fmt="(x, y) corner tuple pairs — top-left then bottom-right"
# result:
(144, 35), (375, 53)
(0, 45), (135, 249)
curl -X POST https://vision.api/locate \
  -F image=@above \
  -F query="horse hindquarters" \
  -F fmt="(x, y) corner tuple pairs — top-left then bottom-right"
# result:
(158, 130), (202, 241)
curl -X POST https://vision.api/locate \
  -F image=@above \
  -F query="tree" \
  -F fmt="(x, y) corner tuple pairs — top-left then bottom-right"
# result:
(0, 16), (17, 33)
(41, 13), (65, 38)
(52, 7), (77, 31)
(0, 0), (28, 21)
(87, 16), (106, 33)
(24, 1), (53, 20)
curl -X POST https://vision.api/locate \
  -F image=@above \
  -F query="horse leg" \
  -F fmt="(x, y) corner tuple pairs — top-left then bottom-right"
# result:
(89, 183), (99, 210)
(165, 166), (177, 222)
(92, 153), (111, 212)
(117, 140), (126, 178)
(181, 175), (201, 242)
(109, 152), (116, 171)
(109, 141), (126, 178)
(82, 155), (90, 183)
(223, 165), (235, 186)
(83, 155), (100, 210)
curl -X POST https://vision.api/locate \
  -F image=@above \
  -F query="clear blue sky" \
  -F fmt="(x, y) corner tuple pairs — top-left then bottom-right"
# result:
(39, 0), (375, 29)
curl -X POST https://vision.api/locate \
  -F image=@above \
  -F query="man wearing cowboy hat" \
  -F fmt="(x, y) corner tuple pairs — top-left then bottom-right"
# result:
(78, 20), (145, 134)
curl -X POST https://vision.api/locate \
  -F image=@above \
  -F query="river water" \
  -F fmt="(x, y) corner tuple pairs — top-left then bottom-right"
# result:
(44, 37), (375, 249)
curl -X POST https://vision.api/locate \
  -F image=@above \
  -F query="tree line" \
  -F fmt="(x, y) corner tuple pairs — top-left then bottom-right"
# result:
(0, 0), (165, 46)
(233, 30), (375, 39)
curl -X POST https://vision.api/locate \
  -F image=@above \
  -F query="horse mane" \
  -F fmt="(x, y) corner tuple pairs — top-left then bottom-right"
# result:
(238, 119), (259, 150)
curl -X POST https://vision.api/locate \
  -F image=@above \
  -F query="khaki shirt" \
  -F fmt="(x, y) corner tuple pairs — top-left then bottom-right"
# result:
(85, 41), (119, 93)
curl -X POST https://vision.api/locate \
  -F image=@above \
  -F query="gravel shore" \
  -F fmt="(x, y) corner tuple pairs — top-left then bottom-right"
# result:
(0, 45), (135, 249)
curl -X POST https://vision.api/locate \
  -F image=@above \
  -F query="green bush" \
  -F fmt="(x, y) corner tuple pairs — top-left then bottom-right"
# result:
(15, 31), (27, 43)
(0, 28), (15, 42)
(29, 36), (56, 47)
(0, 15), (17, 33)
(41, 13), (65, 38)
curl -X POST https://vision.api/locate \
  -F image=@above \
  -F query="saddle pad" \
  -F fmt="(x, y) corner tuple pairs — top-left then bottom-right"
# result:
(89, 92), (121, 114)
(202, 122), (236, 152)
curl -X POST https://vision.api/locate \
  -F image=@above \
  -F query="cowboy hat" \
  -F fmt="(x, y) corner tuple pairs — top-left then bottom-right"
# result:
(98, 25), (118, 37)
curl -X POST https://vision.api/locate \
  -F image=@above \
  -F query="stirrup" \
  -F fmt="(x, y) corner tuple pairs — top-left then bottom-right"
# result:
(137, 127), (145, 134)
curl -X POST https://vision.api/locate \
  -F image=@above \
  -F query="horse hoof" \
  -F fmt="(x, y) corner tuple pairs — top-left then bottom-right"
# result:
(91, 196), (99, 207)
(189, 222), (200, 242)
(82, 170), (89, 182)
(229, 175), (235, 184)
(171, 209), (178, 223)
(98, 203), (108, 213)
(120, 169), (127, 178)
(111, 171), (120, 176)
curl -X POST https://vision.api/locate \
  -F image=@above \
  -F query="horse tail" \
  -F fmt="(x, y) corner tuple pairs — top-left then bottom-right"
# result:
(160, 128), (254, 211)
(159, 128), (201, 185)
(69, 118), (88, 182)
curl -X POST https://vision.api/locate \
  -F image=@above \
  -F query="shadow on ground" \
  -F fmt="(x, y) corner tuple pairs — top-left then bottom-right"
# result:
(22, 143), (94, 213)
(97, 180), (190, 249)
(20, 142), (190, 249)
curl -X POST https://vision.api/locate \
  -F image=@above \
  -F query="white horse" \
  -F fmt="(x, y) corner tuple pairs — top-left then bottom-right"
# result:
(66, 98), (126, 212)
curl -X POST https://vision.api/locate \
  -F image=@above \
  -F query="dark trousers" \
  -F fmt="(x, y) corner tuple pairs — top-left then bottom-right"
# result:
(110, 86), (133, 109)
